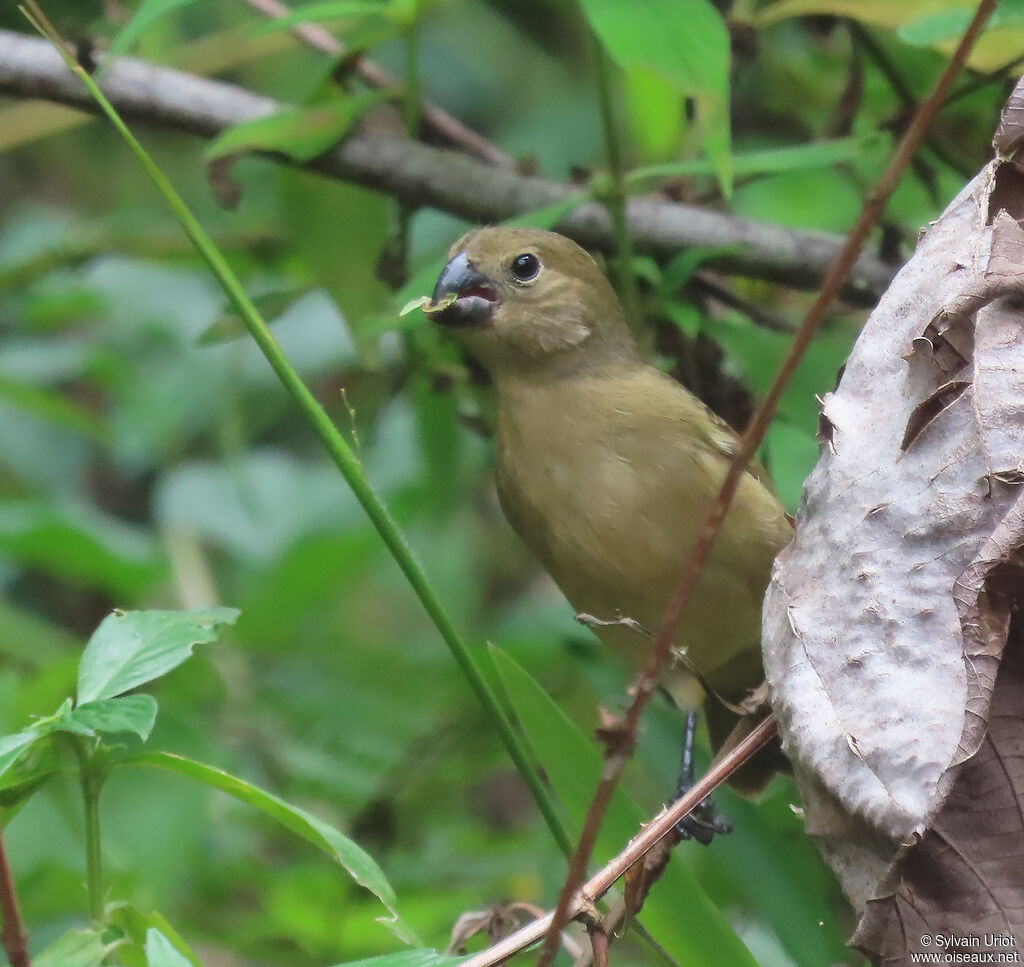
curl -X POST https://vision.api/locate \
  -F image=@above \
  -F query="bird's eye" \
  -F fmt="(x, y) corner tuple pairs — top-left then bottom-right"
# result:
(510, 252), (541, 283)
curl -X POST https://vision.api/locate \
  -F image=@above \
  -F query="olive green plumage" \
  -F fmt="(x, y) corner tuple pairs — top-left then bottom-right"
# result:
(431, 228), (792, 786)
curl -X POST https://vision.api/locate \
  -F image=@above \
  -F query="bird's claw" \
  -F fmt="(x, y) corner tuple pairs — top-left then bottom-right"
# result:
(674, 797), (732, 846)
(673, 709), (733, 846)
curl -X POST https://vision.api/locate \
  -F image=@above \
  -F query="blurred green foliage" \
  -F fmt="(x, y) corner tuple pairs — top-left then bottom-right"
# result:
(0, 0), (1016, 965)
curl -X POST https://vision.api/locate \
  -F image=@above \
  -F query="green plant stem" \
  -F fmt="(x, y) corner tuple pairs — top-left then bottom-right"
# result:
(402, 15), (421, 139)
(591, 32), (640, 329)
(23, 6), (573, 859)
(71, 738), (104, 923)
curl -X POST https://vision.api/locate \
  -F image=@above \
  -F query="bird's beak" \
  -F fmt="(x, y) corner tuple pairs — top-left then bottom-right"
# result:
(428, 252), (499, 328)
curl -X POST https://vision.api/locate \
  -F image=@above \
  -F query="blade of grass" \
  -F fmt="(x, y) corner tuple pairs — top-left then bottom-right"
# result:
(18, 0), (571, 859)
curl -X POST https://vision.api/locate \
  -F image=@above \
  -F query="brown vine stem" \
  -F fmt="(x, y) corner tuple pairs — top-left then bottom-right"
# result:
(460, 715), (777, 967)
(0, 828), (30, 967)
(233, 0), (515, 168)
(535, 3), (998, 966)
(587, 922), (609, 967)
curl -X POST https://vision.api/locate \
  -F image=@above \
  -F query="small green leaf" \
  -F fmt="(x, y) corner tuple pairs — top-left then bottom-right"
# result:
(0, 730), (39, 781)
(665, 299), (702, 339)
(253, 1), (396, 33)
(579, 0), (732, 190)
(659, 245), (741, 292)
(400, 295), (433, 316)
(62, 695), (159, 741)
(489, 645), (759, 967)
(106, 903), (202, 967)
(133, 751), (420, 945)
(504, 193), (590, 229)
(898, 0), (1024, 46)
(144, 929), (193, 967)
(34, 926), (120, 967)
(76, 607), (240, 704)
(625, 133), (885, 188)
(399, 293), (456, 317)
(110, 0), (198, 56)
(329, 952), (464, 967)
(205, 92), (390, 165)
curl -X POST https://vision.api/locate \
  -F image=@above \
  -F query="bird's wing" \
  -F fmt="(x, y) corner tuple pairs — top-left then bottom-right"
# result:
(698, 404), (776, 492)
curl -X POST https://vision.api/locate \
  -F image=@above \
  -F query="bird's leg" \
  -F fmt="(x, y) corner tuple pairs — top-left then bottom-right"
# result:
(673, 710), (732, 846)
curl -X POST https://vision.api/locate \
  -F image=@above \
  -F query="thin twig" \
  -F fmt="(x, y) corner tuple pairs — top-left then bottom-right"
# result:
(0, 828), (30, 967)
(945, 52), (1024, 106)
(689, 273), (794, 332)
(536, 4), (997, 965)
(233, 0), (515, 167)
(849, 21), (974, 181)
(461, 716), (778, 967)
(587, 923), (609, 967)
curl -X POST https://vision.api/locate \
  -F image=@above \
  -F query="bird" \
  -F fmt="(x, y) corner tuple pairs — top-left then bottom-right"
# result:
(426, 227), (792, 839)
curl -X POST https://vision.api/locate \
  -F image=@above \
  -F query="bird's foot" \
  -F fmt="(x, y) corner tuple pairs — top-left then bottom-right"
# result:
(674, 794), (733, 845)
(673, 709), (732, 846)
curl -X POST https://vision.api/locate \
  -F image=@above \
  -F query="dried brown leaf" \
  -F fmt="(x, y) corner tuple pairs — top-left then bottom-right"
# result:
(853, 620), (1024, 965)
(993, 75), (1024, 158)
(763, 144), (1024, 931)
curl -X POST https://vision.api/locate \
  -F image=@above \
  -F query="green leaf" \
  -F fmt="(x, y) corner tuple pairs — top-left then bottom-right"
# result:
(489, 646), (759, 967)
(253, 1), (397, 33)
(625, 67), (685, 162)
(899, 0), (1024, 45)
(625, 132), (885, 188)
(110, 0), (199, 56)
(61, 695), (159, 741)
(579, 0), (732, 190)
(0, 597), (80, 669)
(0, 374), (109, 443)
(76, 607), (240, 704)
(144, 928), (194, 967)
(504, 194), (590, 230)
(659, 245), (741, 292)
(329, 952), (464, 967)
(33, 926), (120, 967)
(133, 751), (420, 945)
(198, 287), (311, 345)
(106, 903), (202, 967)
(0, 730), (39, 781)
(665, 299), (702, 339)
(0, 501), (163, 600)
(205, 92), (390, 164)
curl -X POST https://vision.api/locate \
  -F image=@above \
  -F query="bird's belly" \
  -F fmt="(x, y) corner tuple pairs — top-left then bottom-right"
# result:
(496, 448), (766, 694)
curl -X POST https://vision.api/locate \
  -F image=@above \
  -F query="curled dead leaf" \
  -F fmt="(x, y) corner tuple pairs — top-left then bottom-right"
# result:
(763, 86), (1024, 965)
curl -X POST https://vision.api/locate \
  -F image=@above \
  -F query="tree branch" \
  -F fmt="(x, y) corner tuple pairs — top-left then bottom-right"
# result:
(0, 29), (895, 305)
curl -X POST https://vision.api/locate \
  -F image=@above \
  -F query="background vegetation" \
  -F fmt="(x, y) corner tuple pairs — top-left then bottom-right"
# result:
(0, 0), (1017, 964)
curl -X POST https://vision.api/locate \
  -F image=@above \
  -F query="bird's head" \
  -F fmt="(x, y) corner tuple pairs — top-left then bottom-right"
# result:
(426, 228), (638, 380)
